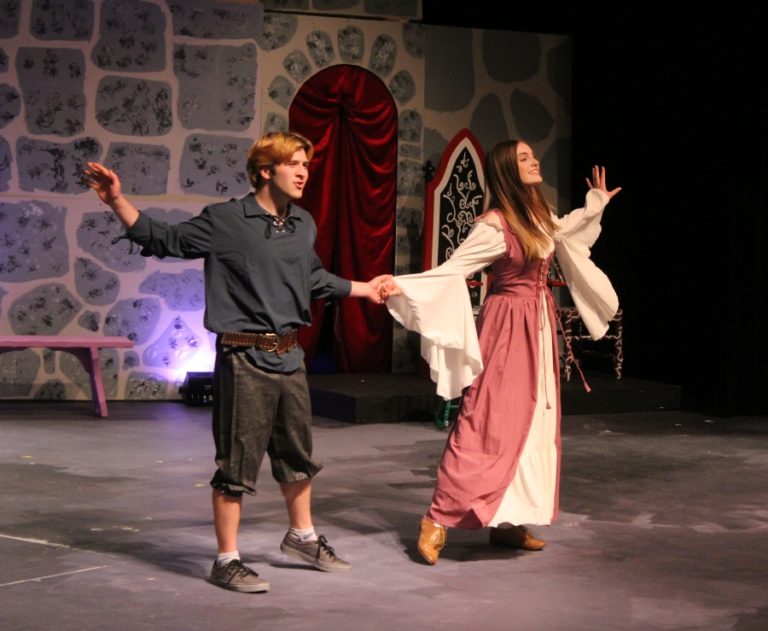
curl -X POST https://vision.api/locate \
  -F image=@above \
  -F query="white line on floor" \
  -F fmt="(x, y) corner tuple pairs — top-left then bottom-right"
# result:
(0, 566), (108, 588)
(0, 533), (70, 548)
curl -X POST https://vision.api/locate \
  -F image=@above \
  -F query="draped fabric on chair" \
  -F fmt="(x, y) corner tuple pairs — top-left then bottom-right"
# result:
(289, 64), (397, 372)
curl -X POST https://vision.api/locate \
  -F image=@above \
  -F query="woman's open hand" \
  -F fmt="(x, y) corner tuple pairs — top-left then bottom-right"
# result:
(586, 165), (621, 200)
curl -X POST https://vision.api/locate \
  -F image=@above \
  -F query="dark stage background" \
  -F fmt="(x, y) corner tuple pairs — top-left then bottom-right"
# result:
(422, 5), (768, 415)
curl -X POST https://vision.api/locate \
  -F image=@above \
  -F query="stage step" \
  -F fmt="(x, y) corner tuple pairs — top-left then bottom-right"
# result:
(308, 372), (682, 424)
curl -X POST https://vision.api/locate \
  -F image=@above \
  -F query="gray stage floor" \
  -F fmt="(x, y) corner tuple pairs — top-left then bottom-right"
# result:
(1, 401), (766, 631)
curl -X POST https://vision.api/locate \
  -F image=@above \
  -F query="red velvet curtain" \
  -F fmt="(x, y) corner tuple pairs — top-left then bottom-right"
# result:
(289, 65), (397, 372)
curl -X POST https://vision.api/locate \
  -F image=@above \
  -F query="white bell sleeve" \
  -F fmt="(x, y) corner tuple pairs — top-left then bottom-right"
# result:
(553, 188), (619, 339)
(386, 221), (506, 399)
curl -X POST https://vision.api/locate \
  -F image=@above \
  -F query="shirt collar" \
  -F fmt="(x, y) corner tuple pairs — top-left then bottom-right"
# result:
(242, 193), (304, 221)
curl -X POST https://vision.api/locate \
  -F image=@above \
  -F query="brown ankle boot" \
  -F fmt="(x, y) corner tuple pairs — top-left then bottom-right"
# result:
(417, 517), (447, 565)
(489, 524), (546, 551)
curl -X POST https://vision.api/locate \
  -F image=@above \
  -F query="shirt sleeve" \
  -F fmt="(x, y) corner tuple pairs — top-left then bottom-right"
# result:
(310, 250), (352, 299)
(553, 188), (619, 339)
(420, 220), (507, 278)
(385, 221), (505, 399)
(552, 188), (610, 240)
(125, 208), (213, 259)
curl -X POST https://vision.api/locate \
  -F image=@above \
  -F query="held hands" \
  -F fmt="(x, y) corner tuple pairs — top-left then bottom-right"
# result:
(586, 165), (622, 200)
(356, 275), (401, 304)
(83, 161), (123, 207)
(379, 278), (402, 301)
(363, 275), (394, 304)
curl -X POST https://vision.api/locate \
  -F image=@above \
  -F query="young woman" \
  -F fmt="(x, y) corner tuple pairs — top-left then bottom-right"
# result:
(382, 140), (621, 564)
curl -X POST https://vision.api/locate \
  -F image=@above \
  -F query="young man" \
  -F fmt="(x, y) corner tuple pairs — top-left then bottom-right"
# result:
(85, 132), (389, 593)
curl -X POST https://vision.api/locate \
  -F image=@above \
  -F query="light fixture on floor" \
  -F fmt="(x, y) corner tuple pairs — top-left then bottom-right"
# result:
(179, 371), (214, 406)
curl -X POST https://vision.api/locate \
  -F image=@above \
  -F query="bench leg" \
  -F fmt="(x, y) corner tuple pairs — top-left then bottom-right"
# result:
(68, 348), (109, 418)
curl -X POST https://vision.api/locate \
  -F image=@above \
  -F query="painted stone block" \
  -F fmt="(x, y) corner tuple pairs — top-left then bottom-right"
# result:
(61, 347), (118, 397)
(139, 269), (204, 311)
(96, 77), (172, 136)
(125, 371), (168, 399)
(74, 257), (120, 305)
(34, 379), (67, 400)
(142, 315), (201, 369)
(482, 31), (540, 82)
(104, 142), (170, 195)
(16, 47), (85, 136)
(402, 23), (423, 59)
(306, 31), (335, 67)
(389, 70), (414, 104)
(397, 159), (422, 196)
(264, 112), (287, 133)
(363, 0), (418, 17)
(0, 84), (20, 129)
(175, 44), (256, 131)
(256, 13), (298, 51)
(31, 0), (94, 41)
(283, 50), (311, 83)
(9, 283), (81, 335)
(399, 143), (420, 159)
(16, 137), (101, 193)
(92, 0), (165, 71)
(122, 350), (140, 369)
(180, 134), (251, 196)
(369, 35), (396, 77)
(547, 40), (572, 113)
(509, 89), (554, 143)
(77, 211), (145, 273)
(338, 25), (364, 63)
(0, 1), (20, 38)
(0, 349), (39, 397)
(104, 297), (161, 344)
(43, 348), (54, 373)
(397, 110), (422, 142)
(425, 27), (473, 112)
(268, 75), (295, 109)
(312, 0), (354, 9)
(0, 135), (9, 191)
(78, 309), (100, 332)
(168, 1), (262, 39)
(470, 94), (508, 152)
(0, 200), (69, 281)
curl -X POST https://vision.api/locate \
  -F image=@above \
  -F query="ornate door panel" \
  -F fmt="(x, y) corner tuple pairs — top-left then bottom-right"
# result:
(423, 129), (487, 308)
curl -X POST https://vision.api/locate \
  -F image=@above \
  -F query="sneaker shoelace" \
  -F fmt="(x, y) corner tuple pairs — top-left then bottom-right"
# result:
(315, 535), (337, 561)
(226, 560), (255, 581)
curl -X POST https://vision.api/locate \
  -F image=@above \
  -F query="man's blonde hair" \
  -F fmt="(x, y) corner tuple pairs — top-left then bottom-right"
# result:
(246, 132), (314, 189)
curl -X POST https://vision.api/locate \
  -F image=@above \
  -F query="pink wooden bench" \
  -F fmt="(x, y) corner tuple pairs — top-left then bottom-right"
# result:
(0, 335), (134, 417)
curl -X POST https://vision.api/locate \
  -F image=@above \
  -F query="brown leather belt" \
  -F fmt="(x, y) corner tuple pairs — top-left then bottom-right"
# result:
(219, 330), (298, 354)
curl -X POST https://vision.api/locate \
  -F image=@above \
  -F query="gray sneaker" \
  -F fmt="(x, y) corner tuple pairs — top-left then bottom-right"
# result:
(280, 533), (351, 572)
(208, 559), (270, 593)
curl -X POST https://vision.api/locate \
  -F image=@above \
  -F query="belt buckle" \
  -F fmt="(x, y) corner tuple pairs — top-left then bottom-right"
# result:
(261, 332), (280, 352)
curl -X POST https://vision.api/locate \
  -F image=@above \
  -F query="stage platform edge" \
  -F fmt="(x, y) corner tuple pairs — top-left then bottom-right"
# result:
(307, 372), (682, 424)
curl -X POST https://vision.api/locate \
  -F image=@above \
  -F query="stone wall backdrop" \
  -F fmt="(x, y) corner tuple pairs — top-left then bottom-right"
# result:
(0, 0), (264, 401)
(0, 0), (570, 400)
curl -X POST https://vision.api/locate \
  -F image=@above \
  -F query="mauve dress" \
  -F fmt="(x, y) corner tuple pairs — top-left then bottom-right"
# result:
(427, 212), (560, 529)
(387, 188), (616, 531)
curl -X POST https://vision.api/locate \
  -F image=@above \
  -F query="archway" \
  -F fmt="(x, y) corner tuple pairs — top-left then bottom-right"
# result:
(289, 64), (397, 372)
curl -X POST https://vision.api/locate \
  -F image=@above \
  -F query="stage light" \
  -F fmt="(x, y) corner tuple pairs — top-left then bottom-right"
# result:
(179, 371), (214, 405)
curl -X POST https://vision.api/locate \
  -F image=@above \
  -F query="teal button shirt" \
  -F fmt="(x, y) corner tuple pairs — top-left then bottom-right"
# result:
(126, 193), (351, 372)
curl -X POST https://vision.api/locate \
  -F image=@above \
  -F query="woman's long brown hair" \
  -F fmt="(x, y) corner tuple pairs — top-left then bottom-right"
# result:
(484, 140), (555, 260)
